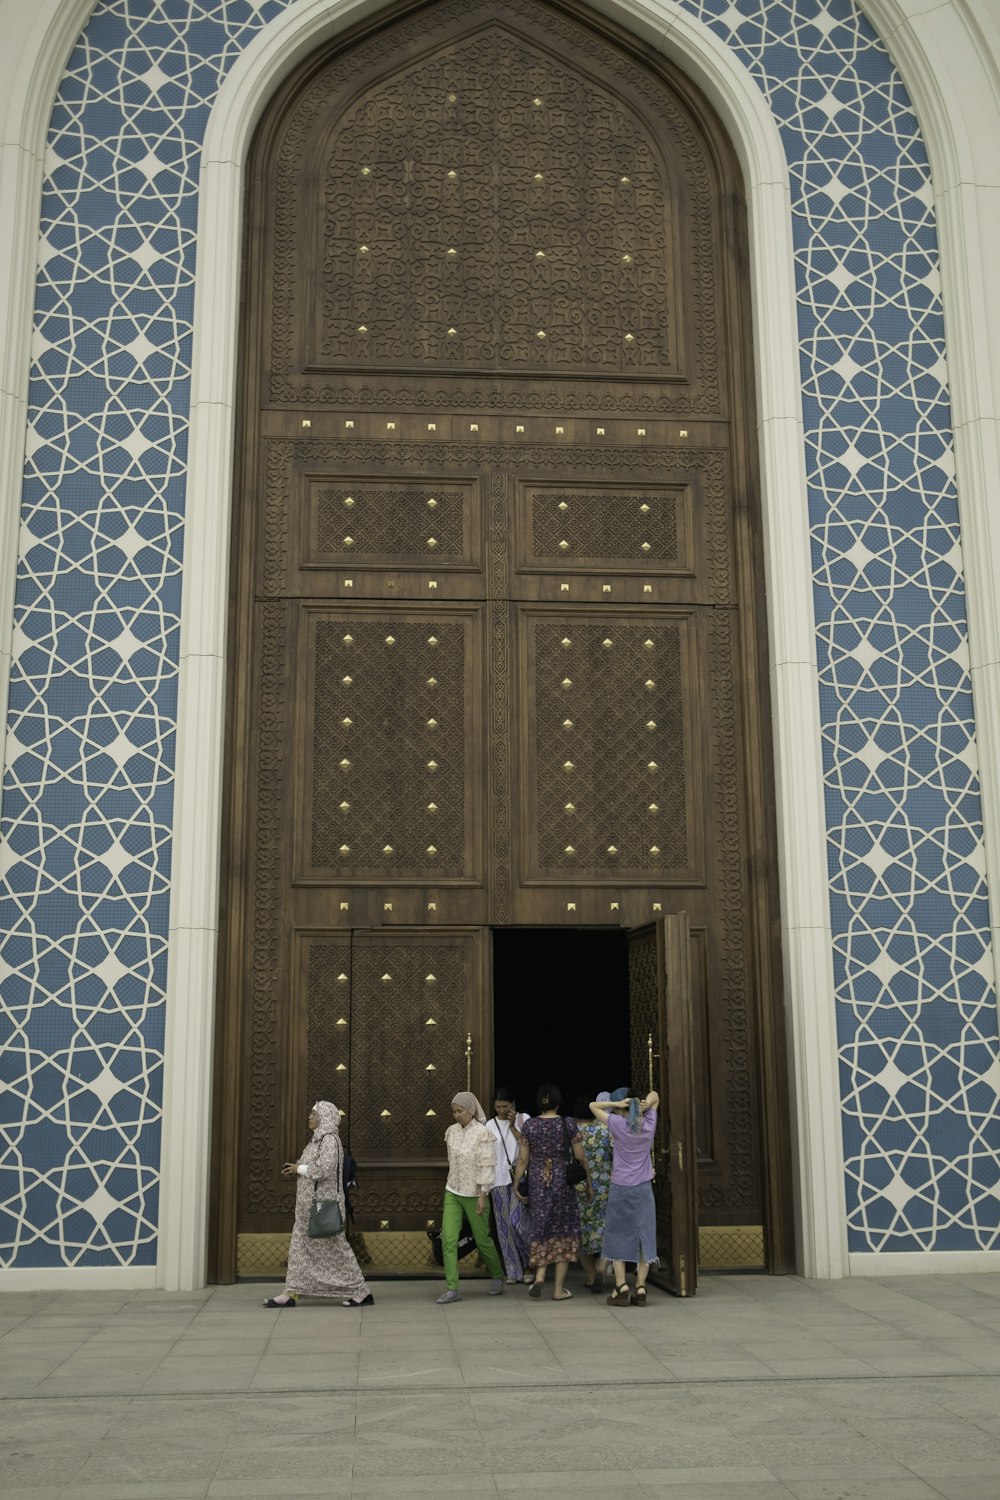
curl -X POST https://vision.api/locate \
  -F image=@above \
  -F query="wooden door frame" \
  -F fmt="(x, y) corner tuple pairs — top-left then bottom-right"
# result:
(207, 0), (795, 1284)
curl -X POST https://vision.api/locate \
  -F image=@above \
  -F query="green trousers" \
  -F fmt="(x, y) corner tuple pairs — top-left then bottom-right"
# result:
(441, 1190), (504, 1289)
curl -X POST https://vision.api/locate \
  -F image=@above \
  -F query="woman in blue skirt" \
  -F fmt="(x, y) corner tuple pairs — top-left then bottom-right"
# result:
(589, 1089), (659, 1306)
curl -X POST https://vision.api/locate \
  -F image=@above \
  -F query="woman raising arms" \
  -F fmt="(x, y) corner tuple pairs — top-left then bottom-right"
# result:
(590, 1089), (660, 1307)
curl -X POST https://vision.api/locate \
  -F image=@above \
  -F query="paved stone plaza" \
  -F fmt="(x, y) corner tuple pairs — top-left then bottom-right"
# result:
(2, 1272), (1000, 1499)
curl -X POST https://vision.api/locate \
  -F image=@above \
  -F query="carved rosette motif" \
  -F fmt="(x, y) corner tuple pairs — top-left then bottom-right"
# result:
(351, 1184), (445, 1218)
(262, 443), (292, 597)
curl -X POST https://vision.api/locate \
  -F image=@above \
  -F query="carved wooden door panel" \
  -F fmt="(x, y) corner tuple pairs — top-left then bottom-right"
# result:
(213, 0), (793, 1280)
(301, 929), (488, 1232)
(628, 913), (698, 1296)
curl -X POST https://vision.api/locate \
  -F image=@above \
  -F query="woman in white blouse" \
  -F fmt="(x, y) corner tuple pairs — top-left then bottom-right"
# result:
(437, 1091), (506, 1304)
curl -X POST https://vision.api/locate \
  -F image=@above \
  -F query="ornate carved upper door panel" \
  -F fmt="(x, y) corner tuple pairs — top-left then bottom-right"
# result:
(261, 0), (725, 416)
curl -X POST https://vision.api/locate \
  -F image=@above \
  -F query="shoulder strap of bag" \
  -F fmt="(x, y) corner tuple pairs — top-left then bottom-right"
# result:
(497, 1119), (518, 1172)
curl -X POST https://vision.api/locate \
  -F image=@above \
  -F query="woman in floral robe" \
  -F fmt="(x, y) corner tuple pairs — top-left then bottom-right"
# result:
(263, 1100), (373, 1308)
(574, 1095), (612, 1292)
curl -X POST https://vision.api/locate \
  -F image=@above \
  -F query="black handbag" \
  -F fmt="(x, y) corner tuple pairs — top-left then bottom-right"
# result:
(565, 1117), (587, 1187)
(427, 1224), (476, 1265)
(307, 1141), (346, 1237)
(308, 1196), (344, 1237)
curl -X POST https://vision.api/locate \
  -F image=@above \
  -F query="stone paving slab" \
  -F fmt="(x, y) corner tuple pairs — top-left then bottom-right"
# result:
(2, 1275), (1000, 1496)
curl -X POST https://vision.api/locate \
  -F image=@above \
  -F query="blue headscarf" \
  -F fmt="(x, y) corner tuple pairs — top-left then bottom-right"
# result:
(609, 1087), (642, 1133)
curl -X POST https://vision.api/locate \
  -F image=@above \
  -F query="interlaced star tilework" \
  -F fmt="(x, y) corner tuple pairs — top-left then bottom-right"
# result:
(0, 0), (996, 1265)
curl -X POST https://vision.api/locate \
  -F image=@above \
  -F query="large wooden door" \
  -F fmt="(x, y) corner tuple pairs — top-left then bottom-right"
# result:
(211, 0), (792, 1280)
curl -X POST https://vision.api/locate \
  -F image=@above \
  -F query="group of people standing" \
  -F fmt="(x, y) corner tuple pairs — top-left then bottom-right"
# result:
(263, 1084), (659, 1310)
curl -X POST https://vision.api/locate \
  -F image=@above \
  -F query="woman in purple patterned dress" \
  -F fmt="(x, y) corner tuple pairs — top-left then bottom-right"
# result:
(513, 1082), (591, 1301)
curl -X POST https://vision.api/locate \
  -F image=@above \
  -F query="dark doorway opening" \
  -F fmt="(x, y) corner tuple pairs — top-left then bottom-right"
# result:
(492, 928), (632, 1116)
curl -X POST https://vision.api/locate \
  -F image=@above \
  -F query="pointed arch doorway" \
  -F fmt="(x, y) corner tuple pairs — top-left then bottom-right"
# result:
(210, 0), (794, 1287)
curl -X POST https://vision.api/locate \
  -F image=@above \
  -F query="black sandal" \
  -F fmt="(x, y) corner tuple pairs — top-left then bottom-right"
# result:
(606, 1283), (630, 1306)
(632, 1286), (648, 1307)
(262, 1295), (296, 1308)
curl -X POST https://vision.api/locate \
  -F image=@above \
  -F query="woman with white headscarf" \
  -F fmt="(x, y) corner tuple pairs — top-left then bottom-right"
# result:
(263, 1100), (373, 1308)
(436, 1091), (506, 1304)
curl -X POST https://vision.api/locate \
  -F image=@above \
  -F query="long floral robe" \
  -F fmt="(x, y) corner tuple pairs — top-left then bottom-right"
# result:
(284, 1127), (371, 1301)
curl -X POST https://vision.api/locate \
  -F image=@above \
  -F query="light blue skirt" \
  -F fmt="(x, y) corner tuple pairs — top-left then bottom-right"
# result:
(601, 1181), (659, 1264)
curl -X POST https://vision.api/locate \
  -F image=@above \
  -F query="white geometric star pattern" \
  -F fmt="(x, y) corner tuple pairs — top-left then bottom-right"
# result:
(0, 0), (996, 1265)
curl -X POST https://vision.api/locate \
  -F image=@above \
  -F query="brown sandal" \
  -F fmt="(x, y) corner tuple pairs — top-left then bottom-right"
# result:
(606, 1283), (630, 1306)
(632, 1286), (648, 1307)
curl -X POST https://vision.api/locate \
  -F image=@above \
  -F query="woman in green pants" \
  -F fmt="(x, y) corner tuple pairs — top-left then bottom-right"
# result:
(437, 1091), (505, 1304)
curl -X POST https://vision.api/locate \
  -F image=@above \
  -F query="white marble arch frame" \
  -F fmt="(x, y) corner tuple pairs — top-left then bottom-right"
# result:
(0, 0), (996, 1287)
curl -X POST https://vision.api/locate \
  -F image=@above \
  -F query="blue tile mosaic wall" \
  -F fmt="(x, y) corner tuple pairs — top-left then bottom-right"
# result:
(1, 0), (997, 1266)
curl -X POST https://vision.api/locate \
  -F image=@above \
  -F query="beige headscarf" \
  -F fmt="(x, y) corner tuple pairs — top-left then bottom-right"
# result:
(451, 1091), (486, 1123)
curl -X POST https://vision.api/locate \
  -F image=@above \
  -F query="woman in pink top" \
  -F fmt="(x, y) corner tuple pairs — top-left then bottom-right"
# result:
(589, 1090), (659, 1307)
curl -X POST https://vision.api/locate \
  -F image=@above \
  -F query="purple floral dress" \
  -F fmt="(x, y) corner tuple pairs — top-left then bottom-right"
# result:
(521, 1114), (582, 1265)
